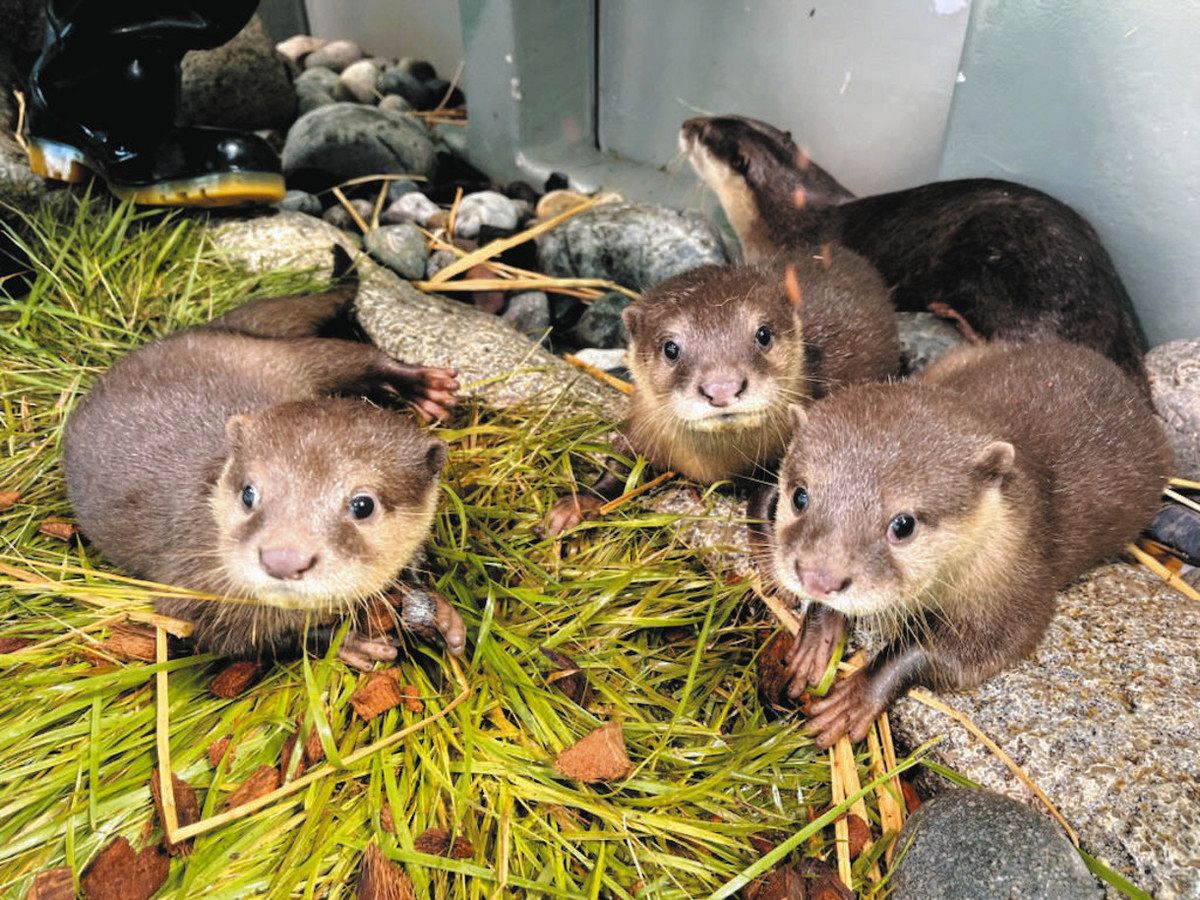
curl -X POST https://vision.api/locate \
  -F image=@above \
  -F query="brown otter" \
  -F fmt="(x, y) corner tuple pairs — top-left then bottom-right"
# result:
(63, 272), (465, 668)
(755, 340), (1170, 746)
(680, 114), (1149, 388)
(546, 249), (900, 534)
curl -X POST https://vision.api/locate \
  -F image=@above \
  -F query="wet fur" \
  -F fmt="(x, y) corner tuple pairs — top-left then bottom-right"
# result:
(682, 115), (1149, 388)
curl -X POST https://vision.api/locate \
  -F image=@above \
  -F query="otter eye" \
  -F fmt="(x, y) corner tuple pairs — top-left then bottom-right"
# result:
(792, 486), (809, 512)
(888, 513), (916, 544)
(755, 324), (773, 348)
(663, 340), (680, 361)
(349, 495), (376, 521)
(240, 485), (257, 510)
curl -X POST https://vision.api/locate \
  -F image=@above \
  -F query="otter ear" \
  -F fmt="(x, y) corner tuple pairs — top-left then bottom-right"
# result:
(973, 441), (1015, 480)
(788, 403), (809, 431)
(424, 440), (448, 476)
(783, 263), (803, 310)
(225, 413), (253, 446)
(621, 305), (643, 340)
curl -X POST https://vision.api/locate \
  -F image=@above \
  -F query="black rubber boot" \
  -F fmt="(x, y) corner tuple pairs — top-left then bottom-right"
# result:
(24, 0), (285, 206)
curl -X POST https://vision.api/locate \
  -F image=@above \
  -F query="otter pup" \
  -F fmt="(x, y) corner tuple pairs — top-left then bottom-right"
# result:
(758, 340), (1170, 746)
(547, 249), (900, 534)
(63, 277), (465, 668)
(681, 114), (1149, 387)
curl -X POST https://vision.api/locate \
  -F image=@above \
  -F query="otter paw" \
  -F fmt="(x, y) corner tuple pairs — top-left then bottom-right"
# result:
(398, 587), (467, 656)
(384, 361), (460, 423)
(338, 632), (399, 672)
(784, 609), (846, 698)
(545, 495), (605, 536)
(805, 669), (885, 748)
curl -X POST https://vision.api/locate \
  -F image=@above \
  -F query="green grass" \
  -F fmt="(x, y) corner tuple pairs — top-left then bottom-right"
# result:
(0, 192), (912, 898)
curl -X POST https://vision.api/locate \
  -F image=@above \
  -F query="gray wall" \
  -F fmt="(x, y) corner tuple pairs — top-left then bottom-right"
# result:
(939, 0), (1200, 345)
(305, 0), (464, 77)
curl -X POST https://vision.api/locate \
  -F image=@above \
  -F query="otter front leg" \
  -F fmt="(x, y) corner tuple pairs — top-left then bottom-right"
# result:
(784, 604), (847, 699)
(806, 642), (933, 747)
(210, 288), (356, 340)
(545, 468), (629, 536)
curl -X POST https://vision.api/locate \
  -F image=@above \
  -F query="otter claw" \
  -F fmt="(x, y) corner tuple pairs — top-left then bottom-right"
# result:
(806, 669), (882, 748)
(398, 587), (466, 656)
(545, 495), (605, 537)
(338, 632), (399, 672)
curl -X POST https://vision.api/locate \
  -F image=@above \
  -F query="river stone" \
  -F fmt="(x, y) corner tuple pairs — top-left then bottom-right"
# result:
(364, 223), (427, 280)
(304, 39), (362, 73)
(897, 312), (966, 374)
(282, 103), (436, 190)
(573, 292), (632, 349)
(500, 291), (551, 342)
(397, 57), (438, 82)
(336, 58), (381, 104)
(179, 16), (296, 131)
(381, 191), (441, 227)
(889, 789), (1101, 899)
(276, 35), (326, 66)
(425, 249), (456, 280)
(207, 211), (623, 418)
(278, 190), (321, 216)
(537, 202), (726, 291)
(378, 94), (414, 116)
(321, 199), (372, 231)
(454, 191), (519, 238)
(1147, 338), (1200, 480)
(386, 179), (421, 204)
(376, 67), (439, 110)
(293, 67), (339, 115)
(572, 348), (629, 380)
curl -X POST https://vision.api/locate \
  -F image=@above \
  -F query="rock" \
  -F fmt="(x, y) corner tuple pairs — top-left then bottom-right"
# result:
(293, 67), (339, 115)
(550, 295), (585, 331)
(573, 292), (632, 349)
(364, 223), (427, 280)
(424, 78), (465, 109)
(1147, 337), (1200, 480)
(537, 202), (726, 291)
(897, 312), (966, 374)
(336, 59), (381, 103)
(545, 172), (570, 192)
(397, 57), (438, 82)
(425, 249), (456, 280)
(275, 34), (326, 66)
(381, 191), (441, 228)
(386, 179), (421, 204)
(304, 39), (363, 73)
(376, 67), (439, 110)
(0, 0), (44, 56)
(889, 789), (1100, 899)
(322, 199), (372, 231)
(572, 347), (628, 375)
(209, 211), (624, 417)
(503, 181), (540, 205)
(278, 190), (321, 216)
(282, 103), (437, 191)
(454, 191), (519, 238)
(500, 291), (551, 342)
(377, 94), (414, 116)
(179, 16), (296, 131)
(536, 189), (592, 220)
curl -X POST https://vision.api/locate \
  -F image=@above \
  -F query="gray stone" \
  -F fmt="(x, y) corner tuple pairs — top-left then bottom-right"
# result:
(381, 191), (441, 228)
(275, 34), (326, 66)
(454, 191), (519, 238)
(397, 57), (438, 82)
(322, 199), (372, 231)
(376, 67), (439, 110)
(897, 311), (967, 374)
(364, 223), (428, 280)
(304, 39), (363, 73)
(378, 94), (414, 116)
(293, 67), (339, 115)
(573, 347), (629, 375)
(282, 104), (437, 190)
(278, 190), (321, 216)
(537, 201), (727, 291)
(208, 211), (623, 417)
(890, 789), (1101, 900)
(180, 16), (297, 131)
(335, 58), (381, 104)
(425, 249), (457, 280)
(573, 292), (632, 349)
(386, 179), (421, 204)
(1147, 337), (1200, 480)
(0, 0), (44, 56)
(501, 291), (551, 342)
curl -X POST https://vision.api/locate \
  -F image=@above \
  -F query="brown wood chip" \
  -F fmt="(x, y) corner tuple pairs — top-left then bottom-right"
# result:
(0, 636), (33, 654)
(96, 625), (157, 663)
(412, 827), (473, 859)
(0, 490), (21, 511)
(757, 630), (800, 715)
(553, 722), (633, 783)
(350, 672), (404, 721)
(223, 764), (280, 810)
(38, 519), (76, 541)
(748, 833), (776, 856)
(901, 779), (921, 813)
(149, 768), (201, 856)
(25, 867), (73, 900)
(845, 813), (871, 859)
(363, 598), (397, 638)
(357, 842), (414, 900)
(279, 729), (305, 779)
(744, 863), (809, 900)
(380, 803), (396, 834)
(207, 736), (234, 768)
(540, 647), (591, 706)
(302, 722), (325, 767)
(209, 660), (264, 698)
(80, 837), (169, 900)
(399, 684), (423, 713)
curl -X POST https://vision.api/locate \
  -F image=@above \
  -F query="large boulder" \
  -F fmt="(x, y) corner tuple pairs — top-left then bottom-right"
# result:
(1147, 337), (1200, 480)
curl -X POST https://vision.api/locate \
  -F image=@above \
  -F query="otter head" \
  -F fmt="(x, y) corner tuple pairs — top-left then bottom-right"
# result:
(623, 265), (810, 471)
(680, 115), (854, 261)
(211, 397), (446, 613)
(766, 384), (1015, 624)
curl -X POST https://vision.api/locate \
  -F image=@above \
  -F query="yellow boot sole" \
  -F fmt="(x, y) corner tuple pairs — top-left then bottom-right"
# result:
(26, 138), (285, 207)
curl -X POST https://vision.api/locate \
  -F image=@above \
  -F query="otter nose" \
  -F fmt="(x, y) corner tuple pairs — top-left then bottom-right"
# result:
(797, 566), (851, 598)
(259, 547), (317, 581)
(699, 377), (748, 408)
